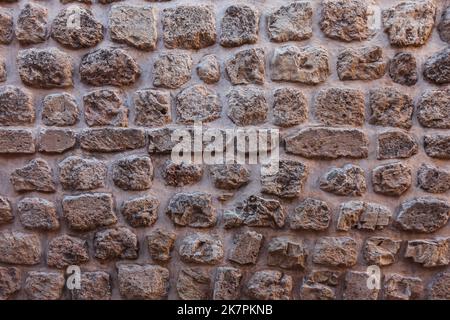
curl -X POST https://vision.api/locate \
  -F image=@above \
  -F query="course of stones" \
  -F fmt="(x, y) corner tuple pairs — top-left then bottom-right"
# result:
(0, 0), (449, 300)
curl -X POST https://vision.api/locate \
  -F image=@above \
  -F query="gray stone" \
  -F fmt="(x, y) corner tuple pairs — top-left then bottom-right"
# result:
(179, 233), (224, 265)
(438, 6), (450, 43)
(268, 2), (312, 42)
(225, 48), (265, 85)
(80, 128), (145, 152)
(11, 159), (56, 192)
(320, 164), (366, 196)
(176, 85), (221, 124)
(229, 230), (263, 265)
(42, 93), (79, 126)
(59, 156), (106, 191)
(153, 53), (192, 89)
(372, 162), (412, 196)
(220, 5), (259, 47)
(418, 163), (450, 194)
(166, 192), (216, 228)
(423, 47), (450, 84)
(337, 46), (386, 80)
(424, 134), (450, 159)
(17, 198), (59, 231)
(389, 52), (418, 86)
(83, 89), (128, 127)
(0, 129), (35, 154)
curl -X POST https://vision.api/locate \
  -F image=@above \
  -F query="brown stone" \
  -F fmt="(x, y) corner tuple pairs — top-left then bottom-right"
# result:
(289, 198), (331, 231)
(71, 272), (111, 300)
(312, 237), (358, 267)
(372, 162), (412, 196)
(0, 196), (12, 225)
(213, 267), (242, 300)
(0, 129), (35, 154)
(0, 267), (21, 300)
(337, 46), (386, 80)
(209, 164), (250, 190)
(112, 155), (153, 190)
(118, 264), (169, 300)
(369, 87), (413, 129)
(17, 198), (59, 231)
(133, 89), (171, 127)
(0, 85), (34, 126)
(220, 5), (259, 47)
(80, 128), (145, 152)
(418, 163), (450, 194)
(0, 231), (41, 265)
(300, 270), (341, 300)
(320, 164), (367, 196)
(0, 8), (13, 44)
(179, 233), (223, 265)
(148, 128), (178, 154)
(424, 134), (450, 159)
(423, 47), (450, 84)
(177, 267), (210, 300)
(15, 3), (48, 44)
(225, 48), (265, 85)
(272, 87), (307, 127)
(405, 238), (450, 267)
(11, 159), (56, 192)
(146, 228), (176, 262)
(336, 201), (392, 231)
(38, 129), (76, 153)
(229, 230), (263, 265)
(389, 52), (418, 86)
(267, 237), (307, 269)
(47, 235), (89, 269)
(197, 55), (220, 84)
(83, 89), (128, 127)
(176, 85), (221, 124)
(428, 271), (450, 300)
(94, 227), (138, 260)
(417, 89), (450, 129)
(24, 272), (64, 300)
(161, 160), (203, 187)
(364, 237), (402, 266)
(59, 156), (107, 191)
(121, 196), (159, 228)
(384, 274), (423, 300)
(438, 6), (450, 43)
(268, 2), (312, 42)
(377, 130), (418, 160)
(246, 270), (292, 300)
(261, 159), (308, 198)
(42, 93), (79, 126)
(153, 53), (192, 89)
(226, 86), (267, 126)
(343, 271), (379, 300)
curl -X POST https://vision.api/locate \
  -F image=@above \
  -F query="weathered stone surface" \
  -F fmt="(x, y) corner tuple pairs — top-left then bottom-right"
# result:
(225, 48), (265, 85)
(382, 0), (436, 47)
(0, 85), (34, 125)
(17, 48), (73, 89)
(0, 196), (12, 225)
(338, 201), (392, 232)
(320, 164), (366, 196)
(80, 48), (140, 87)
(153, 53), (192, 89)
(424, 134), (450, 159)
(384, 274), (423, 300)
(25, 272), (64, 300)
(337, 46), (386, 80)
(0, 129), (35, 154)
(11, 159), (56, 192)
(94, 227), (138, 260)
(428, 271), (450, 300)
(51, 5), (103, 49)
(343, 271), (379, 300)
(268, 2), (312, 42)
(112, 155), (153, 190)
(59, 156), (106, 191)
(133, 89), (171, 127)
(271, 45), (330, 85)
(261, 159), (307, 198)
(0, 231), (41, 265)
(80, 128), (145, 152)
(42, 93), (79, 126)
(71, 272), (111, 300)
(405, 238), (450, 267)
(364, 237), (402, 266)
(417, 89), (450, 129)
(176, 85), (221, 123)
(109, 4), (156, 50)
(166, 192), (215, 228)
(246, 270), (292, 300)
(146, 228), (176, 262)
(369, 87), (413, 129)
(17, 198), (59, 231)
(372, 162), (412, 196)
(47, 235), (89, 269)
(377, 131), (418, 160)
(179, 233), (223, 265)
(389, 52), (418, 86)
(0, 59), (6, 82)
(213, 267), (242, 300)
(162, 160), (203, 187)
(267, 237), (307, 269)
(209, 164), (250, 190)
(423, 47), (450, 84)
(83, 89), (128, 127)
(224, 195), (285, 229)
(300, 270), (340, 300)
(220, 5), (259, 47)
(118, 264), (169, 300)
(38, 129), (76, 154)
(162, 5), (216, 49)
(289, 198), (331, 231)
(0, 9), (13, 44)
(197, 55), (220, 84)
(15, 3), (48, 44)
(320, 0), (370, 42)
(148, 127), (178, 154)
(395, 197), (450, 233)
(122, 196), (159, 228)
(229, 230), (263, 265)
(285, 127), (368, 159)
(226, 86), (267, 126)
(314, 88), (365, 126)
(438, 7), (450, 43)
(0, 267), (21, 300)
(272, 88), (307, 127)
(62, 193), (117, 231)
(312, 237), (358, 267)
(177, 267), (210, 300)
(418, 163), (450, 194)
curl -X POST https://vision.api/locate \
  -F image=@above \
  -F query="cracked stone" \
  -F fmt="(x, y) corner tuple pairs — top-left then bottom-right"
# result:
(267, 237), (308, 269)
(372, 162), (412, 196)
(133, 89), (171, 127)
(337, 201), (392, 231)
(405, 238), (450, 267)
(166, 192), (216, 228)
(42, 93), (79, 127)
(337, 46), (386, 80)
(225, 48), (265, 85)
(229, 230), (263, 265)
(268, 2), (312, 42)
(11, 159), (56, 193)
(177, 267), (210, 300)
(320, 164), (366, 196)
(384, 274), (423, 300)
(363, 237), (401, 266)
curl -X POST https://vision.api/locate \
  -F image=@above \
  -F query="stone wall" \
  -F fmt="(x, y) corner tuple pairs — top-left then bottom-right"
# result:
(0, 0), (449, 300)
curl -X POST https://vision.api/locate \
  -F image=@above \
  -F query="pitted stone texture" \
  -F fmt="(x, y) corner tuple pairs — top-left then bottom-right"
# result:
(246, 270), (292, 300)
(59, 156), (106, 191)
(17, 48), (73, 89)
(312, 237), (358, 267)
(0, 9), (13, 44)
(133, 89), (171, 127)
(384, 274), (423, 300)
(0, 267), (21, 300)
(109, 4), (156, 50)
(176, 85), (221, 124)
(209, 164), (250, 190)
(429, 271), (450, 300)
(15, 3), (48, 44)
(94, 227), (138, 260)
(271, 45), (330, 85)
(11, 159), (56, 193)
(24, 272), (64, 300)
(51, 6), (103, 49)
(80, 48), (140, 87)
(197, 55), (220, 84)
(417, 89), (450, 129)
(337, 46), (386, 80)
(83, 89), (128, 127)
(179, 233), (224, 265)
(229, 230), (263, 265)
(314, 87), (365, 126)
(337, 201), (392, 231)
(395, 197), (450, 233)
(0, 129), (35, 154)
(62, 193), (117, 231)
(343, 271), (379, 300)
(0, 196), (13, 225)
(423, 47), (450, 84)
(213, 267), (242, 300)
(261, 159), (308, 198)
(320, 0), (370, 42)
(363, 237), (402, 266)
(122, 196), (159, 228)
(289, 198), (331, 231)
(226, 86), (267, 126)
(267, 237), (307, 269)
(285, 127), (368, 159)
(220, 5), (259, 47)
(0, 231), (41, 265)
(0, 85), (34, 126)
(162, 5), (216, 49)
(80, 128), (145, 152)
(405, 238), (450, 267)
(153, 53), (192, 89)
(424, 134), (450, 159)
(225, 48), (265, 85)
(47, 235), (89, 269)
(320, 164), (366, 196)
(166, 192), (216, 228)
(177, 267), (210, 300)
(17, 198), (59, 231)
(268, 2), (312, 42)
(146, 228), (176, 262)
(418, 163), (450, 194)
(300, 270), (340, 300)
(162, 160), (203, 187)
(438, 6), (450, 43)
(377, 131), (418, 160)
(372, 162), (412, 196)
(71, 272), (111, 300)
(148, 128), (177, 154)
(42, 93), (79, 127)
(0, 59), (5, 83)
(382, 0), (436, 47)
(272, 88), (307, 127)
(38, 129), (76, 154)
(118, 264), (169, 300)
(112, 156), (153, 191)
(389, 52), (418, 86)
(369, 87), (414, 129)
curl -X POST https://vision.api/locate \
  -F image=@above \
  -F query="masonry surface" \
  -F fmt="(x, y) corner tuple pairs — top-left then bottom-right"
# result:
(0, 0), (449, 300)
